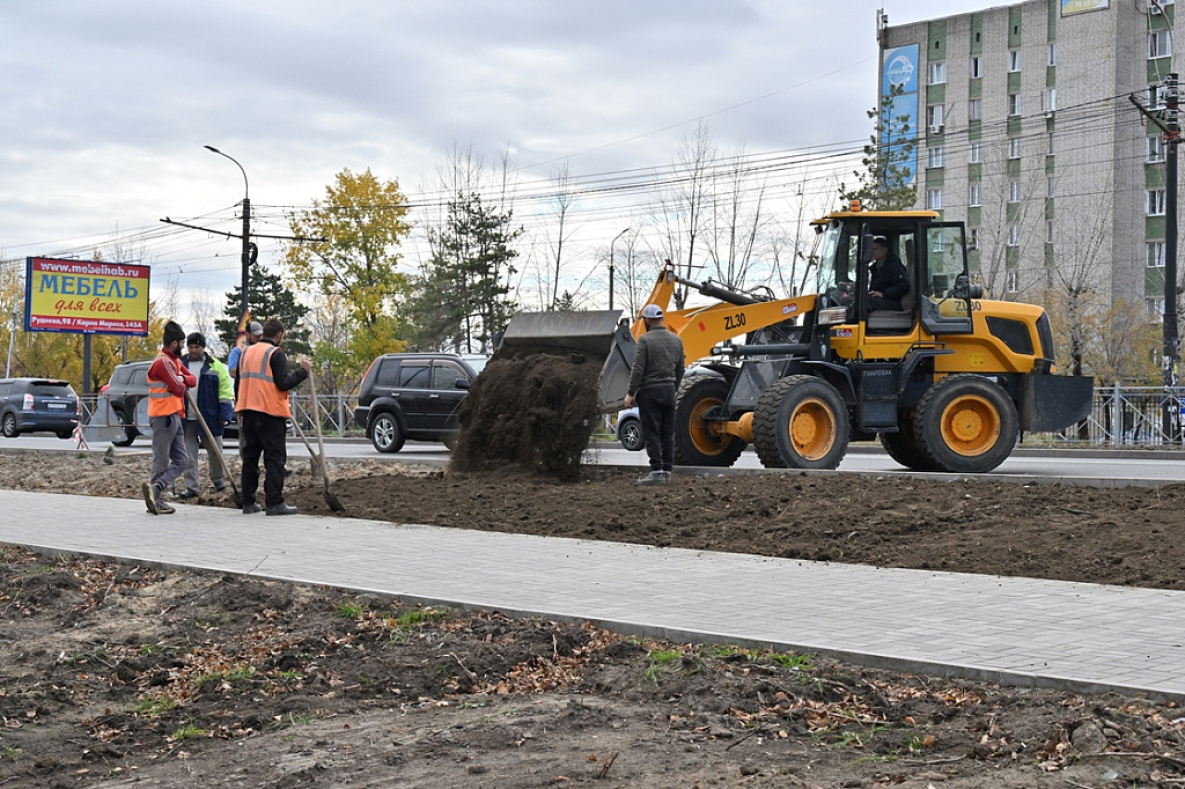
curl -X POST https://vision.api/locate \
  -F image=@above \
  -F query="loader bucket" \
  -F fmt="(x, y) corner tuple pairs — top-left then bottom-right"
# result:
(494, 309), (636, 412)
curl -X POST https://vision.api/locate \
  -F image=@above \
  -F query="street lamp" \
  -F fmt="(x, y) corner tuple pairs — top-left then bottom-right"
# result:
(204, 145), (252, 320)
(5, 306), (19, 378)
(609, 227), (630, 311)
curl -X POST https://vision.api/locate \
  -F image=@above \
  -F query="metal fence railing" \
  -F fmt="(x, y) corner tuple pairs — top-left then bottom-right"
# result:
(73, 385), (1185, 449)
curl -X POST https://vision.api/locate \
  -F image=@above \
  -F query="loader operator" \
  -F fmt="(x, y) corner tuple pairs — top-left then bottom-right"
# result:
(869, 236), (909, 311)
(623, 304), (685, 485)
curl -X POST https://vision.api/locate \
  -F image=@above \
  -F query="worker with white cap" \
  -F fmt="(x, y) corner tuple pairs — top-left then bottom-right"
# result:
(623, 304), (685, 485)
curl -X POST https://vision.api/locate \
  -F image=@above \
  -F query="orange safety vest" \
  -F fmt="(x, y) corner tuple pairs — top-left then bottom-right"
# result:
(147, 351), (185, 418)
(235, 342), (291, 418)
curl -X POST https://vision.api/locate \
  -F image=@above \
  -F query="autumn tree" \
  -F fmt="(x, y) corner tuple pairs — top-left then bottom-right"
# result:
(650, 122), (714, 309)
(284, 168), (413, 371)
(213, 263), (310, 357)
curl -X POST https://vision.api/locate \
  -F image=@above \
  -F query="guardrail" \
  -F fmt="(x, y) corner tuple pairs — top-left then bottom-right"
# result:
(74, 385), (1185, 448)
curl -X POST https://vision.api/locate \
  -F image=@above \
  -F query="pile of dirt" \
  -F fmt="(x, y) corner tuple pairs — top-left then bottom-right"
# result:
(451, 349), (602, 481)
(4, 544), (1185, 788)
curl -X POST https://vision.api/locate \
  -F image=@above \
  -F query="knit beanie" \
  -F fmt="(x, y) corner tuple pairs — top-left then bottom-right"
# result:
(163, 321), (185, 345)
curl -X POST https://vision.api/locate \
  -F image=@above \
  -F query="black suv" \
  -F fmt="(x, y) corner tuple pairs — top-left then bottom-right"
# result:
(354, 353), (488, 453)
(0, 377), (79, 439)
(101, 359), (240, 446)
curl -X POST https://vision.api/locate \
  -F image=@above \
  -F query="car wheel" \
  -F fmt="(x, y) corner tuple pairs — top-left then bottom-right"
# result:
(618, 418), (644, 451)
(56, 430), (74, 440)
(111, 409), (136, 447)
(1, 412), (17, 438)
(371, 412), (406, 453)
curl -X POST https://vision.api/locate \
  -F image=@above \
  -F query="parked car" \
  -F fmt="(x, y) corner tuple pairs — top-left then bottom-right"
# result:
(354, 352), (489, 453)
(615, 407), (643, 451)
(99, 360), (151, 446)
(0, 377), (79, 439)
(100, 359), (240, 446)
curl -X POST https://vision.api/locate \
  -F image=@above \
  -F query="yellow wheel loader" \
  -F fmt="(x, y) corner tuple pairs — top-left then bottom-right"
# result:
(495, 202), (1094, 474)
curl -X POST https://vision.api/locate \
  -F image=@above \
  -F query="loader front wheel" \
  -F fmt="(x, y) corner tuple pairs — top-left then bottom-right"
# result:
(753, 375), (849, 470)
(915, 375), (1017, 473)
(673, 376), (746, 467)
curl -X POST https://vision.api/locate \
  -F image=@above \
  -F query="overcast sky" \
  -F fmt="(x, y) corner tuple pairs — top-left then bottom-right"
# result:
(0, 0), (996, 319)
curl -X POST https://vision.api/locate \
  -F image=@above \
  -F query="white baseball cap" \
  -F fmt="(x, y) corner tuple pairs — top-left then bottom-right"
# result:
(640, 304), (663, 319)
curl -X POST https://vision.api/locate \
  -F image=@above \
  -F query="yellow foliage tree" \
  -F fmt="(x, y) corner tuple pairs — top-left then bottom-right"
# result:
(284, 169), (413, 374)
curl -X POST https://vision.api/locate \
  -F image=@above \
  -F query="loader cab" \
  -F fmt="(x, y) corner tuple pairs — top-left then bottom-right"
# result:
(814, 212), (976, 340)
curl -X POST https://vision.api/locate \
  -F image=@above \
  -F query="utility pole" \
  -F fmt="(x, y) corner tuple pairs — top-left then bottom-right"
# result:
(609, 228), (629, 311)
(1131, 76), (1181, 440)
(1164, 73), (1179, 441)
(204, 146), (254, 321)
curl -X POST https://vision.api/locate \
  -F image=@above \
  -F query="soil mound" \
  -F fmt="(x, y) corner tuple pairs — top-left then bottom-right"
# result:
(450, 349), (601, 481)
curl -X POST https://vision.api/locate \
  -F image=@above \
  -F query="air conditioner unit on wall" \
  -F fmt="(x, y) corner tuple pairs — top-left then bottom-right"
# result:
(929, 124), (944, 134)
(1151, 3), (1164, 15)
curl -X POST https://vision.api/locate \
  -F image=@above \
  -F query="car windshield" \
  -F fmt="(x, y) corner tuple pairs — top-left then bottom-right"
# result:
(464, 356), (490, 374)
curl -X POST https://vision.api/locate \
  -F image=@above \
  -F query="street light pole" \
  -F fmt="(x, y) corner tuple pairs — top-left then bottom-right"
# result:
(204, 145), (251, 319)
(609, 227), (630, 311)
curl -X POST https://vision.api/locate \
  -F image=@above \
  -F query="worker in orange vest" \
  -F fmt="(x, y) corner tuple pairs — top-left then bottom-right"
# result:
(142, 320), (197, 514)
(235, 317), (311, 515)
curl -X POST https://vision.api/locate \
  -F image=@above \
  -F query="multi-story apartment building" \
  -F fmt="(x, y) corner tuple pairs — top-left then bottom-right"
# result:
(879, 0), (1176, 317)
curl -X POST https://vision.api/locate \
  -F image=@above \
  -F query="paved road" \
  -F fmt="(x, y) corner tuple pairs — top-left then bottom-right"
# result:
(2, 487), (1183, 702)
(7, 433), (1185, 487)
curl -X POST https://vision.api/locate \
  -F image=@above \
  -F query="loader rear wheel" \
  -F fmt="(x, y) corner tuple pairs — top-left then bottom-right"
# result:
(879, 412), (940, 471)
(673, 376), (746, 467)
(753, 375), (849, 470)
(915, 375), (1017, 474)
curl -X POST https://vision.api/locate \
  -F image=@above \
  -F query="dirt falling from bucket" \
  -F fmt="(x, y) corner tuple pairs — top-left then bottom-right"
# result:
(450, 349), (602, 482)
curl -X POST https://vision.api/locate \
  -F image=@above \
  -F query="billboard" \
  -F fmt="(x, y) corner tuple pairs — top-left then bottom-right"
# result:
(25, 257), (150, 336)
(1062, 0), (1109, 14)
(881, 44), (919, 187)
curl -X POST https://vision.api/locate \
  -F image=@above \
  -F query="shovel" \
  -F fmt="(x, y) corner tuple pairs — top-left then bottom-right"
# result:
(305, 367), (345, 512)
(184, 389), (242, 508)
(290, 419), (323, 481)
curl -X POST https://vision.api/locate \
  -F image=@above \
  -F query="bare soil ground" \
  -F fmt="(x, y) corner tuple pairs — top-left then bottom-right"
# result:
(2, 449), (1185, 788)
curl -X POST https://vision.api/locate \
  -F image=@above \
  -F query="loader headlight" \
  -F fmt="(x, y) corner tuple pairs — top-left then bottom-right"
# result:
(818, 307), (848, 326)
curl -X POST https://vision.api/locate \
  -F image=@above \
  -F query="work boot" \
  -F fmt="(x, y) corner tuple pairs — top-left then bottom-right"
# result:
(242, 502), (262, 514)
(214, 482), (227, 493)
(156, 495), (175, 515)
(266, 502), (299, 516)
(637, 470), (669, 486)
(142, 482), (158, 514)
(177, 489), (199, 501)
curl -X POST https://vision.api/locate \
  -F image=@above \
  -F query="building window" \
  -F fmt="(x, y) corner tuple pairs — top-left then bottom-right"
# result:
(926, 104), (945, 130)
(1008, 49), (1022, 72)
(968, 98), (983, 121)
(1149, 189), (1167, 215)
(1047, 133), (1055, 155)
(926, 189), (944, 210)
(1148, 297), (1165, 319)
(1047, 43), (1057, 67)
(1149, 135), (1166, 162)
(969, 142), (982, 163)
(1042, 88), (1057, 114)
(1148, 241), (1167, 268)
(1047, 177), (1055, 198)
(1008, 138), (1022, 159)
(927, 147), (945, 168)
(1149, 83), (1165, 110)
(1007, 224), (1020, 247)
(1150, 31), (1172, 59)
(928, 61), (946, 84)
(969, 183), (982, 206)
(1008, 181), (1022, 203)
(971, 56), (982, 78)
(969, 228), (980, 248)
(1006, 270), (1019, 292)
(1008, 93), (1022, 116)
(1046, 220), (1054, 244)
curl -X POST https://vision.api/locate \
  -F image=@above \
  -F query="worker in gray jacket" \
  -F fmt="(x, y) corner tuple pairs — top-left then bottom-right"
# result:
(623, 304), (685, 485)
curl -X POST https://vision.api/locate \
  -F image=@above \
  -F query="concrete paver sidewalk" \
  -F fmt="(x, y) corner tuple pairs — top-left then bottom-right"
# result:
(3, 489), (1183, 701)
